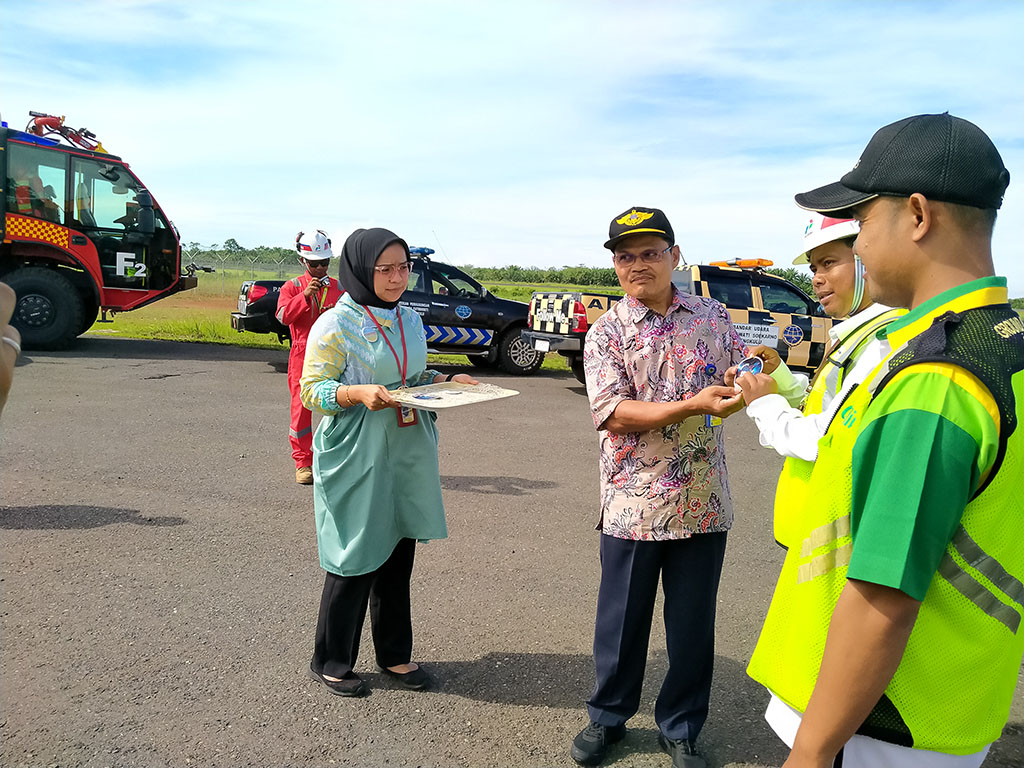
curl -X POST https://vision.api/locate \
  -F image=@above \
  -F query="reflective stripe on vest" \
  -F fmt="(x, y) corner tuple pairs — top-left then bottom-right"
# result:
(797, 515), (852, 583)
(938, 526), (1024, 633)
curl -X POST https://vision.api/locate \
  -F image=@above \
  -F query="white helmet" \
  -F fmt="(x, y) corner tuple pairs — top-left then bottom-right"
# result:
(295, 229), (333, 260)
(793, 213), (859, 265)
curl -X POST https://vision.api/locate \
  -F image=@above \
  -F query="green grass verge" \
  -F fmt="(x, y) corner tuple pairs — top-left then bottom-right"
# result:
(88, 317), (285, 349)
(85, 287), (574, 372)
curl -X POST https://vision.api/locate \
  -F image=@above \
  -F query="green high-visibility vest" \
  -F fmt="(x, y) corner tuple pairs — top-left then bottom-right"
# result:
(750, 301), (1024, 755)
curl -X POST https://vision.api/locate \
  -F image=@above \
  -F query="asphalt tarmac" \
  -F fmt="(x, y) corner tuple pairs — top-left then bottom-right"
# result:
(2, 337), (1022, 768)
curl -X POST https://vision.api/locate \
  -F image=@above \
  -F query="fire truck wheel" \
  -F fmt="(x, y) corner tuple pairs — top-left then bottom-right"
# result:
(570, 356), (586, 385)
(5, 267), (84, 350)
(496, 326), (544, 375)
(77, 295), (99, 336)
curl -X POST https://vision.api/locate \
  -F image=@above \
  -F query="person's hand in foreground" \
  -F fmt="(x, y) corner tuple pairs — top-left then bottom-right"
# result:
(335, 384), (399, 410)
(747, 344), (782, 373)
(689, 383), (745, 418)
(724, 344), (781, 387)
(1, 282), (20, 415)
(303, 276), (326, 297)
(736, 371), (778, 404)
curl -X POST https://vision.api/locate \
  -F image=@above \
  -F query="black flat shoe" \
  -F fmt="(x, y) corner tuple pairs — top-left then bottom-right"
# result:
(307, 665), (368, 697)
(571, 722), (626, 766)
(376, 664), (431, 690)
(657, 733), (707, 768)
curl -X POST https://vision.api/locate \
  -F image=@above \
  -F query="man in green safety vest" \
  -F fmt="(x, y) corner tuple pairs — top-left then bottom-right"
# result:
(737, 113), (1022, 768)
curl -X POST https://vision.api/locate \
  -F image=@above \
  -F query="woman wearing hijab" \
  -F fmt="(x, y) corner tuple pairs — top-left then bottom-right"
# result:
(300, 228), (477, 697)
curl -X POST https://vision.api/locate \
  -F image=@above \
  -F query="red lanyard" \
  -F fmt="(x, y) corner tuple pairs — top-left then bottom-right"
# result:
(363, 305), (407, 386)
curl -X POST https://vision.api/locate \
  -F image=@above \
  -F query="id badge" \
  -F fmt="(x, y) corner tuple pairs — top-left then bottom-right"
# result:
(397, 406), (419, 427)
(705, 415), (722, 428)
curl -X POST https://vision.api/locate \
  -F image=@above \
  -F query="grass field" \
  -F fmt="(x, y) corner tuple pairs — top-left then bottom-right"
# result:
(83, 273), (617, 372)
(86, 293), (285, 349)
(78, 272), (1024, 368)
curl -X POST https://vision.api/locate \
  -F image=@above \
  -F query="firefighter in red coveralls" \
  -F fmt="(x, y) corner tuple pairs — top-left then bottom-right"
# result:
(277, 230), (343, 485)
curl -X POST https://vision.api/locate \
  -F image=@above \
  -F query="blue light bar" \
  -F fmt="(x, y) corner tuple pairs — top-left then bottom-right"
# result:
(7, 128), (59, 147)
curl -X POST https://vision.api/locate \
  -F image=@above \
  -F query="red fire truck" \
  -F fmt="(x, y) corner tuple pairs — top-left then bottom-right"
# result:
(1, 112), (200, 348)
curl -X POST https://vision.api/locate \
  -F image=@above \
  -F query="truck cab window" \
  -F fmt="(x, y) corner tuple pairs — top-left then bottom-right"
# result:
(759, 282), (813, 314)
(5, 143), (66, 224)
(431, 264), (483, 298)
(71, 159), (140, 231)
(405, 264), (428, 293)
(704, 276), (752, 307)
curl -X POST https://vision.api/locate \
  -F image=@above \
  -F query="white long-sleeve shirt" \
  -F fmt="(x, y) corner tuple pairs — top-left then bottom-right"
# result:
(745, 304), (896, 462)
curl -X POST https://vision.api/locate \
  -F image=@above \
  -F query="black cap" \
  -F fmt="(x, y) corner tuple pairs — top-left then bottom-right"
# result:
(795, 113), (1010, 216)
(604, 206), (675, 250)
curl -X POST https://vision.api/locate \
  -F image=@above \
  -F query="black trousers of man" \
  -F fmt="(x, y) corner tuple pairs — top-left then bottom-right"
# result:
(587, 531), (728, 742)
(312, 538), (416, 679)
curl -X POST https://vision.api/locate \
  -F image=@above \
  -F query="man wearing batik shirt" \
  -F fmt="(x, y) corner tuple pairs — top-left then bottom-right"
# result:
(571, 207), (805, 768)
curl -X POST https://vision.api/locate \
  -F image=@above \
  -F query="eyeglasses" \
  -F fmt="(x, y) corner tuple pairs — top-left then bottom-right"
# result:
(373, 261), (413, 277)
(612, 246), (673, 267)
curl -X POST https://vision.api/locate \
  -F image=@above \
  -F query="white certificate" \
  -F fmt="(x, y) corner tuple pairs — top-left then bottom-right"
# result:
(389, 382), (520, 411)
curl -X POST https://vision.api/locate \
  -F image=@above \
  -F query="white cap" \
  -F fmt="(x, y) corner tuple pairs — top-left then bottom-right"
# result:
(793, 214), (859, 265)
(295, 229), (333, 260)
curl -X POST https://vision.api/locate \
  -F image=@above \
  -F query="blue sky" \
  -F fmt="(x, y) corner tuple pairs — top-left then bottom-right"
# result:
(3, 0), (1023, 293)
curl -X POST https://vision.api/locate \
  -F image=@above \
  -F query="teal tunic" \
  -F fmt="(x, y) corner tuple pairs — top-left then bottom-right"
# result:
(299, 293), (446, 577)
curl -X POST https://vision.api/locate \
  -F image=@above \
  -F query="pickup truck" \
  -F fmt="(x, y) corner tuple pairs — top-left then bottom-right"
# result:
(523, 260), (834, 383)
(230, 250), (544, 375)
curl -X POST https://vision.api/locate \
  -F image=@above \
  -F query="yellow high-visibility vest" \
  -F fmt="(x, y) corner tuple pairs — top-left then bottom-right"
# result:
(750, 306), (1024, 755)
(772, 308), (903, 548)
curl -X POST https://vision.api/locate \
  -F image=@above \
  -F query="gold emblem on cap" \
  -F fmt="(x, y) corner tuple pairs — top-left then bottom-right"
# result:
(616, 209), (654, 227)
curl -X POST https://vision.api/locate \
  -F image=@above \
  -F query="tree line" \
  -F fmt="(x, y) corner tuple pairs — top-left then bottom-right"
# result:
(186, 240), (815, 296)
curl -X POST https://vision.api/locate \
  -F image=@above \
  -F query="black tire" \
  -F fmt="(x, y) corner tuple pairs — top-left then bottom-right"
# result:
(570, 356), (586, 384)
(496, 326), (544, 375)
(6, 267), (85, 350)
(77, 295), (99, 336)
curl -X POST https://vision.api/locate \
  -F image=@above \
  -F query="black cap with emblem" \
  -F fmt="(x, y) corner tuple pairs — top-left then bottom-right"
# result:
(604, 206), (675, 250)
(795, 113), (1010, 217)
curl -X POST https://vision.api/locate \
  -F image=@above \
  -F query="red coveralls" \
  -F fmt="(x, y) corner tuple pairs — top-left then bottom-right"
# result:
(276, 273), (343, 468)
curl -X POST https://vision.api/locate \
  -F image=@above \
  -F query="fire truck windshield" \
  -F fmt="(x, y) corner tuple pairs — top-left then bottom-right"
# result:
(72, 158), (145, 230)
(97, 164), (139, 192)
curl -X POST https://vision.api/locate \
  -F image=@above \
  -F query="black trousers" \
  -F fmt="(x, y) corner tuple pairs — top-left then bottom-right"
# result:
(311, 538), (416, 679)
(587, 531), (728, 742)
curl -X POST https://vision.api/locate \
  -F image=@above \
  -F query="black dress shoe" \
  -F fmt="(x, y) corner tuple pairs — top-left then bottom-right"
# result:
(376, 664), (431, 690)
(570, 722), (626, 766)
(307, 665), (368, 697)
(657, 733), (707, 768)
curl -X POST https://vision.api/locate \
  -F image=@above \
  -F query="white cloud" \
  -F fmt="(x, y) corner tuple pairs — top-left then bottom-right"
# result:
(3, 0), (1023, 292)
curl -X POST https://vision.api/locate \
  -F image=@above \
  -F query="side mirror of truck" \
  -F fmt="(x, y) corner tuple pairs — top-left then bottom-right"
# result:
(136, 191), (155, 236)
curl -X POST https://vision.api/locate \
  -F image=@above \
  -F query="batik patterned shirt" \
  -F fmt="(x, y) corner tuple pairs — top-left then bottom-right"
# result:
(583, 288), (748, 540)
